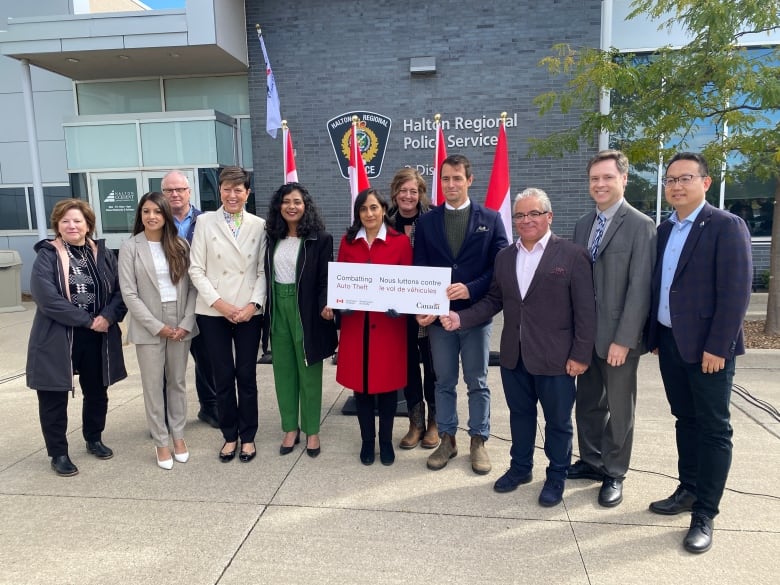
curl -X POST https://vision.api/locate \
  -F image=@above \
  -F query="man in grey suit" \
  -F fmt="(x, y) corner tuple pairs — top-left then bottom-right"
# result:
(568, 150), (656, 507)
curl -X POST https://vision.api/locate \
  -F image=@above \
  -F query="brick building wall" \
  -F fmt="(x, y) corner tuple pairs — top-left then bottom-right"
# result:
(245, 0), (602, 245)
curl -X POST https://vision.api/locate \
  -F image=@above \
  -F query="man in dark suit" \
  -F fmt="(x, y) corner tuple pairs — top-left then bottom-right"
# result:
(647, 152), (752, 554)
(569, 150), (656, 508)
(441, 188), (595, 506)
(162, 170), (219, 428)
(414, 154), (508, 475)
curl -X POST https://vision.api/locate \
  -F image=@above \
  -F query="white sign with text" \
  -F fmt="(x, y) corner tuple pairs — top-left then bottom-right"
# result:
(327, 262), (451, 315)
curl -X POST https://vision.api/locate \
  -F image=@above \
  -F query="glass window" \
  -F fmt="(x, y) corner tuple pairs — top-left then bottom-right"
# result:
(0, 187), (29, 230)
(140, 120), (218, 167)
(239, 118), (253, 169)
(65, 124), (140, 169)
(31, 186), (74, 230)
(76, 80), (162, 115)
(215, 120), (236, 166)
(164, 76), (249, 116)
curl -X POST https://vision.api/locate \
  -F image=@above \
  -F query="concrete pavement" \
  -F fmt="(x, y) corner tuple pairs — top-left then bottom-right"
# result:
(0, 302), (778, 585)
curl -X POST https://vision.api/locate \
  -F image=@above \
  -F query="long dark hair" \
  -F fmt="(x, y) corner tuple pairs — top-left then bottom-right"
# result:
(345, 188), (392, 242)
(266, 182), (325, 240)
(132, 192), (189, 284)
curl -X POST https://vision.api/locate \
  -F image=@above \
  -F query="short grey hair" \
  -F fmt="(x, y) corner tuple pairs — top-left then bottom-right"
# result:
(514, 188), (552, 212)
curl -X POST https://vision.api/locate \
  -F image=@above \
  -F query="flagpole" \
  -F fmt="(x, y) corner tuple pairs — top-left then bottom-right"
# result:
(282, 119), (288, 183)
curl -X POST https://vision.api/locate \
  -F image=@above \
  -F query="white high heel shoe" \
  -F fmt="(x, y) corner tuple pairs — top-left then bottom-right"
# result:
(173, 440), (189, 463)
(156, 447), (173, 470)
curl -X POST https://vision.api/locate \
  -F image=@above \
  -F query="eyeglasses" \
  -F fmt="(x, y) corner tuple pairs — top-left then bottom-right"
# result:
(396, 188), (419, 196)
(661, 174), (705, 187)
(512, 210), (549, 221)
(162, 187), (189, 195)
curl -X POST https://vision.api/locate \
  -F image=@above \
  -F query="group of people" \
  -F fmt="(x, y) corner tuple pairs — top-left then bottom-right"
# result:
(25, 150), (752, 555)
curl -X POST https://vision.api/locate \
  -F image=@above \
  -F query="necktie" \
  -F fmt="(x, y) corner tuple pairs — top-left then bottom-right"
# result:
(590, 213), (606, 262)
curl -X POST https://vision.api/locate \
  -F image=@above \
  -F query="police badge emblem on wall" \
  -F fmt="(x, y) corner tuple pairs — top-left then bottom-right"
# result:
(327, 111), (392, 179)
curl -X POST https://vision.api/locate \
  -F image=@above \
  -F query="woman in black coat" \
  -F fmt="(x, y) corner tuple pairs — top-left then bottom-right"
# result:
(26, 199), (127, 477)
(265, 183), (338, 457)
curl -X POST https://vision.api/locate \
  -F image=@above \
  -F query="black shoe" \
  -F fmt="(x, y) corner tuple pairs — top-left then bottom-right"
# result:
(197, 409), (220, 429)
(379, 441), (395, 466)
(649, 485), (697, 515)
(539, 478), (565, 507)
(51, 455), (79, 477)
(683, 513), (713, 553)
(257, 351), (272, 365)
(598, 477), (624, 507)
(306, 434), (321, 458)
(280, 429), (301, 455)
(239, 443), (256, 463)
(219, 442), (236, 462)
(493, 469), (533, 493)
(85, 441), (114, 460)
(360, 440), (375, 465)
(567, 459), (602, 480)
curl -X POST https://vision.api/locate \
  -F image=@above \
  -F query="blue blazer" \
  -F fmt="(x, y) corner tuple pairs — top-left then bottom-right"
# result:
(413, 200), (508, 314)
(647, 202), (752, 363)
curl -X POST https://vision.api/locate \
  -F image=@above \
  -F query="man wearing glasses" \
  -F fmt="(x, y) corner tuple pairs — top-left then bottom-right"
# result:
(441, 188), (595, 507)
(568, 150), (656, 508)
(161, 171), (219, 428)
(647, 152), (752, 553)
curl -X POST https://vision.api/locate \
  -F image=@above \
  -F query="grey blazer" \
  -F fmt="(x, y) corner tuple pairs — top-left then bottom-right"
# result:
(573, 200), (656, 358)
(118, 232), (198, 344)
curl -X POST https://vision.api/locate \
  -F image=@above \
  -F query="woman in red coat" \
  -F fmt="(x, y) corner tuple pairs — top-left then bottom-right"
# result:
(336, 188), (412, 466)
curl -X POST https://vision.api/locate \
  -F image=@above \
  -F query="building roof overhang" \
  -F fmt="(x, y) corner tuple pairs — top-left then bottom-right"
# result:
(0, 7), (248, 80)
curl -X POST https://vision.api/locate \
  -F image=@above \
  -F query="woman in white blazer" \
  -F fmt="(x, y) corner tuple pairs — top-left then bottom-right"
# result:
(188, 166), (267, 463)
(118, 192), (197, 470)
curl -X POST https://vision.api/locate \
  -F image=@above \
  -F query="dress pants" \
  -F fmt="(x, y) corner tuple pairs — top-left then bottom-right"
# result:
(402, 315), (436, 411)
(575, 350), (639, 479)
(189, 329), (218, 415)
(196, 314), (262, 444)
(136, 301), (190, 447)
(271, 282), (323, 435)
(355, 391), (397, 443)
(657, 325), (734, 518)
(37, 328), (108, 457)
(500, 354), (576, 482)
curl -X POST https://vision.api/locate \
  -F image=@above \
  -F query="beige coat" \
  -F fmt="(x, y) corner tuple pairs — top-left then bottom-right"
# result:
(118, 232), (198, 344)
(188, 207), (267, 316)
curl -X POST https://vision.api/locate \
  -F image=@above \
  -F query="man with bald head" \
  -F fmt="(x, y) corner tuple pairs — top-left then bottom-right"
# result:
(161, 171), (218, 427)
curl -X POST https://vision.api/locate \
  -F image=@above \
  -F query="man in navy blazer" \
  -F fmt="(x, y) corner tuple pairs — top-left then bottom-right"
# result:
(414, 154), (508, 475)
(647, 152), (752, 554)
(162, 170), (218, 428)
(441, 188), (595, 507)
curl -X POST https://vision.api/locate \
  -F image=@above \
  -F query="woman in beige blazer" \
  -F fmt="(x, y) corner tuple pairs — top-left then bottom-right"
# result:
(188, 166), (267, 463)
(119, 192), (197, 470)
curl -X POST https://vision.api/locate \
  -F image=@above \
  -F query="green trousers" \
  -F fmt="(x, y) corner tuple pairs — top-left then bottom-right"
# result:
(271, 281), (323, 435)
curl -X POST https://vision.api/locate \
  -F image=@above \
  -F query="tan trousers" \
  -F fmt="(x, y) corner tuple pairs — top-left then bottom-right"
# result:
(136, 301), (191, 447)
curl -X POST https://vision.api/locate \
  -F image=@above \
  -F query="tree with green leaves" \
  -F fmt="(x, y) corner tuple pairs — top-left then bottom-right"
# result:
(531, 0), (780, 334)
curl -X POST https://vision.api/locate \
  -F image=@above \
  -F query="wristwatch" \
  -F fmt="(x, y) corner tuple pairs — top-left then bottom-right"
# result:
(254, 302), (262, 311)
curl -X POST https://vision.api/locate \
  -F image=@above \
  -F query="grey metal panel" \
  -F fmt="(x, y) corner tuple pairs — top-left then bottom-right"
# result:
(0, 93), (27, 142)
(123, 32), (189, 49)
(33, 90), (73, 141)
(1, 39), (63, 55)
(38, 140), (69, 182)
(0, 142), (33, 183)
(61, 36), (124, 51)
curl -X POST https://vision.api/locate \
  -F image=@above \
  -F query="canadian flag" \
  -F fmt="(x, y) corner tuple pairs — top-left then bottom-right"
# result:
(430, 119), (447, 206)
(283, 125), (298, 183)
(485, 121), (512, 240)
(348, 119), (370, 220)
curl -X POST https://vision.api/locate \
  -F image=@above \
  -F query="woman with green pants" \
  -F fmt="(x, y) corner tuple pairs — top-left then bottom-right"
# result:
(265, 183), (338, 457)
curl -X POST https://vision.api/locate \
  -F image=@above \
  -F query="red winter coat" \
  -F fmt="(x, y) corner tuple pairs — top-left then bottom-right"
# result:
(336, 228), (412, 394)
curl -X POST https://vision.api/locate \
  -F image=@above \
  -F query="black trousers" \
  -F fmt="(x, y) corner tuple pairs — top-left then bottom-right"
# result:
(196, 314), (262, 444)
(37, 328), (108, 457)
(402, 315), (436, 411)
(355, 391), (397, 443)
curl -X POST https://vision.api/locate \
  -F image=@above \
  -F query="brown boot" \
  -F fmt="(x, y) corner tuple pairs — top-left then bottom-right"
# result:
(427, 432), (457, 470)
(399, 403), (425, 449)
(470, 435), (492, 475)
(421, 417), (439, 449)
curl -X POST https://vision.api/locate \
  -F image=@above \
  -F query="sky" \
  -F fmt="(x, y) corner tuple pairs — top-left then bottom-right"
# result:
(141, 0), (186, 9)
